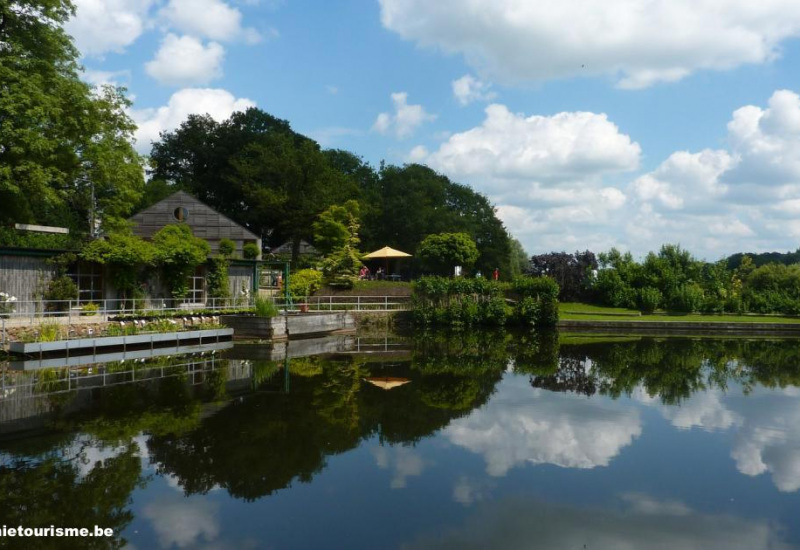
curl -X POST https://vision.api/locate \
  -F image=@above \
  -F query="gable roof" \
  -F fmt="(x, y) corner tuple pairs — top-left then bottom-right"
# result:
(129, 190), (259, 242)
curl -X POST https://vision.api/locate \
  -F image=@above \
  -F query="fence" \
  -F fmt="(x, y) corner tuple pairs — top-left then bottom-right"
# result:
(0, 296), (411, 344)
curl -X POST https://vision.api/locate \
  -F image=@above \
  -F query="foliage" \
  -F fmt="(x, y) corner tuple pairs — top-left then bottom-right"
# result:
(508, 238), (530, 279)
(312, 200), (360, 255)
(669, 283), (704, 313)
(511, 276), (560, 327)
(218, 238), (236, 257)
(206, 256), (230, 301)
(81, 302), (99, 316)
(0, 291), (18, 315)
(638, 286), (662, 313)
(80, 232), (156, 302)
(289, 269), (323, 300)
(320, 215), (363, 289)
(44, 275), (77, 310)
(0, 226), (76, 249)
(254, 296), (279, 317)
(37, 321), (62, 342)
(417, 232), (480, 276)
(243, 242), (260, 260)
(0, 0), (144, 235)
(527, 250), (597, 302)
(152, 225), (210, 300)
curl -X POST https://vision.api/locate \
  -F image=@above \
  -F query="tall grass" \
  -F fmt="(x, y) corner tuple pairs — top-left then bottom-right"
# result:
(254, 296), (279, 318)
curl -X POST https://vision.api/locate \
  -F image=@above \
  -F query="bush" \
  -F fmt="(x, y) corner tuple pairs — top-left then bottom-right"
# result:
(44, 275), (78, 311)
(206, 256), (230, 301)
(289, 269), (323, 301)
(669, 283), (704, 313)
(638, 287), (662, 313)
(219, 238), (236, 257)
(243, 242), (260, 260)
(81, 302), (99, 316)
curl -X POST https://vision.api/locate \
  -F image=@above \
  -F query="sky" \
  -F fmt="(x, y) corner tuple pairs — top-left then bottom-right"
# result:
(66, 0), (800, 259)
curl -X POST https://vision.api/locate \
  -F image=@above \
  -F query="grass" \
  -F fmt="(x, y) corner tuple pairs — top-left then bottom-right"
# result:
(558, 302), (800, 324)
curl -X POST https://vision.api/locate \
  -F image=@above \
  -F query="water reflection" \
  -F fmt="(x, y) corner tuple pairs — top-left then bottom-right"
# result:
(2, 332), (800, 548)
(403, 493), (795, 550)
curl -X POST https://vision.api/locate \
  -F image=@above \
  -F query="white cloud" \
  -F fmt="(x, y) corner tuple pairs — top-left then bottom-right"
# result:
(66, 0), (155, 57)
(372, 92), (436, 139)
(145, 34), (225, 86)
(444, 377), (641, 476)
(452, 74), (496, 106)
(379, 0), (800, 88)
(414, 103), (638, 252)
(143, 496), (220, 548)
(131, 88), (255, 153)
(160, 0), (262, 43)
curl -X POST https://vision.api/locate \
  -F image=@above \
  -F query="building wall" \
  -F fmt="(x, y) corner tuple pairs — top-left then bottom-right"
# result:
(0, 253), (57, 314)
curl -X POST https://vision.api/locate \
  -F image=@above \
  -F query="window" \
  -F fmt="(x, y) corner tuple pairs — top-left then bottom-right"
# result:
(174, 206), (188, 221)
(187, 271), (205, 304)
(68, 262), (104, 304)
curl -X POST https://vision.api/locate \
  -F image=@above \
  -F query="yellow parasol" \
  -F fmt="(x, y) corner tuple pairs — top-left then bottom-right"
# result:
(363, 247), (412, 278)
(364, 377), (412, 390)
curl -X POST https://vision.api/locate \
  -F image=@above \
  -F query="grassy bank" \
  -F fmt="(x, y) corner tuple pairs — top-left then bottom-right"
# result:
(559, 302), (800, 324)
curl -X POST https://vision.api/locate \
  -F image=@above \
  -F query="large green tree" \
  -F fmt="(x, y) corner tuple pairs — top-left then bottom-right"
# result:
(0, 0), (144, 234)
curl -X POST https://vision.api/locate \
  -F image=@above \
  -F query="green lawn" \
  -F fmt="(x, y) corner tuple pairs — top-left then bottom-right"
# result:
(558, 302), (800, 324)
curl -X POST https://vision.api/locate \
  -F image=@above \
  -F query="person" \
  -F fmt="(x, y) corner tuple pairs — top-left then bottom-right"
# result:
(365, 266), (371, 280)
(376, 267), (384, 280)
(493, 268), (499, 281)
(359, 266), (367, 280)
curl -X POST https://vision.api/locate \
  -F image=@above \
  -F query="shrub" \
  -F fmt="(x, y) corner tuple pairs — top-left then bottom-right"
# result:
(153, 225), (210, 300)
(38, 322), (62, 342)
(206, 256), (230, 302)
(289, 269), (323, 301)
(669, 283), (704, 313)
(638, 287), (662, 313)
(44, 275), (78, 311)
(81, 302), (99, 316)
(219, 238), (236, 257)
(243, 242), (260, 260)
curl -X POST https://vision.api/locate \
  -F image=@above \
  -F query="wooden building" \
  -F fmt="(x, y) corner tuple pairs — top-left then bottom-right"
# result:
(0, 192), (261, 313)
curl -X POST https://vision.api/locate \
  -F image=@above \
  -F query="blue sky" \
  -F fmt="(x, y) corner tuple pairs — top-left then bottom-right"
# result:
(67, 0), (800, 259)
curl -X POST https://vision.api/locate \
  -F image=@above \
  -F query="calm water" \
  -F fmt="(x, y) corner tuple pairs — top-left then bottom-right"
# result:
(2, 332), (800, 549)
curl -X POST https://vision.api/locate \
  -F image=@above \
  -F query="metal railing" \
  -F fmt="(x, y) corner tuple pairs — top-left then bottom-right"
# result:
(0, 295), (410, 344)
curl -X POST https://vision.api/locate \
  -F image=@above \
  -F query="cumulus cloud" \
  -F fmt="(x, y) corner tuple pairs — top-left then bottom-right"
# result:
(379, 0), (800, 88)
(415, 103), (638, 252)
(160, 0), (262, 43)
(452, 74), (496, 106)
(66, 0), (155, 57)
(145, 34), (225, 86)
(372, 92), (436, 139)
(130, 88), (255, 153)
(444, 377), (641, 476)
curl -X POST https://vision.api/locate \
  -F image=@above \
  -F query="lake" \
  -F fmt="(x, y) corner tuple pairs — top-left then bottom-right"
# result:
(2, 331), (800, 549)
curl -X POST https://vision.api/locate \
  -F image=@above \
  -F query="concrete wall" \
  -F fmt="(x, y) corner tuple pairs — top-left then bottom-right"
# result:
(220, 312), (355, 340)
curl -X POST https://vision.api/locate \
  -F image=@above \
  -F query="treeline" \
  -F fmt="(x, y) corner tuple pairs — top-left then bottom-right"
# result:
(145, 110), (518, 276)
(529, 245), (800, 315)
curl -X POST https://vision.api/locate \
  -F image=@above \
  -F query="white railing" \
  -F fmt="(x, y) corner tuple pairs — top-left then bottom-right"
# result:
(274, 295), (412, 312)
(0, 295), (410, 344)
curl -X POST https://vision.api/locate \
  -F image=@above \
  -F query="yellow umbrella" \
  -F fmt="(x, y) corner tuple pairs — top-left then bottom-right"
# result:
(363, 246), (412, 259)
(363, 247), (412, 279)
(364, 377), (411, 390)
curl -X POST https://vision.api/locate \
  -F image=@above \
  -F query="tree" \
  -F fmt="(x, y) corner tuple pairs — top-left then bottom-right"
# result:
(528, 250), (597, 302)
(508, 238), (530, 278)
(320, 215), (363, 288)
(312, 200), (360, 255)
(417, 232), (479, 276)
(0, 1), (144, 234)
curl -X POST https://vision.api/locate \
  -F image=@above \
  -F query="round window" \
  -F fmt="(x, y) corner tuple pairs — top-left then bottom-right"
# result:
(173, 207), (188, 221)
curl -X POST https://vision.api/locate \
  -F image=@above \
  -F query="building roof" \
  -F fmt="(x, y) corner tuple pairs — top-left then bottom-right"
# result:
(128, 190), (260, 242)
(271, 239), (319, 255)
